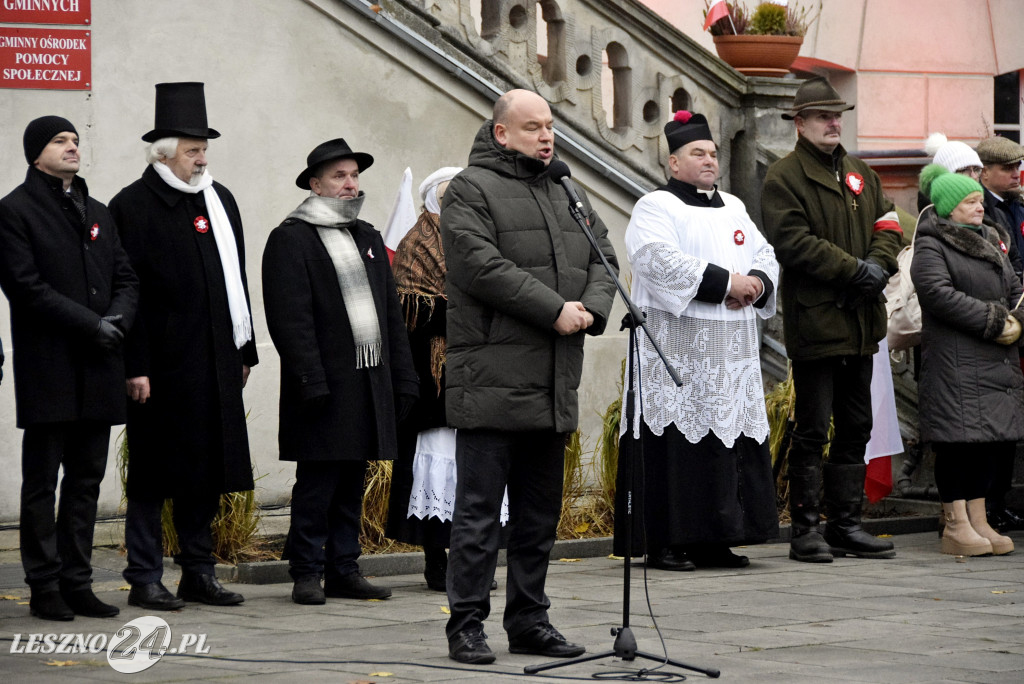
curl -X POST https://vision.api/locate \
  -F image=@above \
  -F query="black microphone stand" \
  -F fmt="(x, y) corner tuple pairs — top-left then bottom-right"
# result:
(524, 185), (719, 679)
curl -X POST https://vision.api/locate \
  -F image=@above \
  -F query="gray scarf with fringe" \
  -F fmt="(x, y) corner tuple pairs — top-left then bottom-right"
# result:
(289, 192), (381, 368)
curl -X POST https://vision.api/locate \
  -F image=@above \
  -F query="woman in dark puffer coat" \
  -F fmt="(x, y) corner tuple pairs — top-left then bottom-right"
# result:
(912, 164), (1021, 557)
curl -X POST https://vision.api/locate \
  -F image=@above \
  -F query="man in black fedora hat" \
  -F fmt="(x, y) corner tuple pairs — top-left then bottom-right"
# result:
(762, 76), (902, 564)
(262, 138), (417, 605)
(109, 82), (258, 610)
(0, 116), (138, 620)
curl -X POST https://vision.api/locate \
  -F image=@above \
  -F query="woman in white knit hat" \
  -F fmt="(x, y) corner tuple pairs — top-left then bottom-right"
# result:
(384, 167), (506, 592)
(918, 133), (984, 211)
(919, 133), (1022, 275)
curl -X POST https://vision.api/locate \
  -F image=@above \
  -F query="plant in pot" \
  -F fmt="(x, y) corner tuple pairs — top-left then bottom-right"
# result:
(703, 1), (815, 77)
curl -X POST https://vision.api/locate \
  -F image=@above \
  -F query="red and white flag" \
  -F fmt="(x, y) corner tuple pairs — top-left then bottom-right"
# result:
(863, 338), (901, 502)
(381, 167), (417, 264)
(703, 0), (729, 30)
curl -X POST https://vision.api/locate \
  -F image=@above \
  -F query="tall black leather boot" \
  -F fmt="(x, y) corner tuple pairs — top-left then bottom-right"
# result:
(788, 465), (833, 563)
(823, 463), (896, 558)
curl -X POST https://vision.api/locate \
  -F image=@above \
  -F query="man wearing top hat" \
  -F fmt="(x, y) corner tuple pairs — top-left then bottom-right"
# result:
(0, 116), (137, 621)
(109, 82), (258, 610)
(762, 76), (902, 564)
(262, 139), (417, 605)
(613, 110), (780, 573)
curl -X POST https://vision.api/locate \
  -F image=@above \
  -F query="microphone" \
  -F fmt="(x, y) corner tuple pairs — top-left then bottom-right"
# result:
(547, 160), (586, 216)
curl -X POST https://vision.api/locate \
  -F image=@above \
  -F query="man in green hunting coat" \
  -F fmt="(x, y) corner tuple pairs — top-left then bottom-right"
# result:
(762, 76), (902, 564)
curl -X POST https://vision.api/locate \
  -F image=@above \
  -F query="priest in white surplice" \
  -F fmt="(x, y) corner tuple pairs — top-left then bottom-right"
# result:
(614, 111), (780, 571)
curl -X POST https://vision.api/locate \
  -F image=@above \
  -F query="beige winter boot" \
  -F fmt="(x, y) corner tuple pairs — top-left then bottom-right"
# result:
(941, 501), (993, 556)
(966, 498), (1014, 555)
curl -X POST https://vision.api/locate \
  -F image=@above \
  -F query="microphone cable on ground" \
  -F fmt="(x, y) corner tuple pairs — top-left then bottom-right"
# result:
(0, 636), (687, 682)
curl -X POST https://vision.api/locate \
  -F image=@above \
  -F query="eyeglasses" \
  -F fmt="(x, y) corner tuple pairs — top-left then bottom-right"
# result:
(956, 166), (983, 179)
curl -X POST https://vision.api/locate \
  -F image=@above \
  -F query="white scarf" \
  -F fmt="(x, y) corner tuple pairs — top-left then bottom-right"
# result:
(152, 162), (253, 349)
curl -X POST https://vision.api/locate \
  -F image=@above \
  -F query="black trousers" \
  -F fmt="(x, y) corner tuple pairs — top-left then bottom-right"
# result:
(445, 429), (565, 640)
(933, 442), (1006, 502)
(789, 355), (874, 469)
(20, 421), (110, 592)
(122, 492), (220, 585)
(285, 460), (367, 581)
(988, 447), (1018, 508)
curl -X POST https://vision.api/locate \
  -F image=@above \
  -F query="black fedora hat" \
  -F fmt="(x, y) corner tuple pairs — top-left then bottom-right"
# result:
(295, 138), (374, 189)
(781, 76), (854, 120)
(142, 82), (221, 142)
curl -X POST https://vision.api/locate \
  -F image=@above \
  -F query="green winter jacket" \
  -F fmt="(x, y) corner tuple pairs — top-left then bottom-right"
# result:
(440, 121), (618, 432)
(762, 136), (902, 360)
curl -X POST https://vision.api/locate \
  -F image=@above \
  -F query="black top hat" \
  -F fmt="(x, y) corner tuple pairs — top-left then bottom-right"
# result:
(141, 82), (221, 142)
(781, 76), (855, 120)
(295, 138), (374, 189)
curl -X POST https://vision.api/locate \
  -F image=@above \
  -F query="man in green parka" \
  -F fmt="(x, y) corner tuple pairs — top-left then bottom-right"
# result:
(762, 77), (902, 564)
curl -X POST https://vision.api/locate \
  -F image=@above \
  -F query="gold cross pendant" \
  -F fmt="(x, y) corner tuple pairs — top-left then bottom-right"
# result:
(851, 198), (858, 211)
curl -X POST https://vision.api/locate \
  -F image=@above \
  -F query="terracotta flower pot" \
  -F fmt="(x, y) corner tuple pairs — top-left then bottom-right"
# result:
(712, 34), (804, 77)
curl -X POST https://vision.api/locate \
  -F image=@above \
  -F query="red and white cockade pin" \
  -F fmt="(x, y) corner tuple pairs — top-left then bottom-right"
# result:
(734, 229), (745, 245)
(366, 247), (375, 260)
(845, 172), (864, 195)
(999, 240), (1008, 254)
(194, 216), (210, 233)
(89, 223), (100, 241)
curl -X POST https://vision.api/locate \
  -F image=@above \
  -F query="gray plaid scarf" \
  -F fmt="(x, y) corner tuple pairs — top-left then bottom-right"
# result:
(288, 192), (381, 368)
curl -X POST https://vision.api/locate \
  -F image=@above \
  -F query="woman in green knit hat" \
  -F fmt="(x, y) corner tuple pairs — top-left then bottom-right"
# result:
(911, 163), (1021, 557)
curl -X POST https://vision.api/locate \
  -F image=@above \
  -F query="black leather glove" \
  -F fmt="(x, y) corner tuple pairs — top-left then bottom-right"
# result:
(849, 259), (889, 297)
(397, 393), (417, 423)
(94, 316), (125, 351)
(838, 259), (889, 309)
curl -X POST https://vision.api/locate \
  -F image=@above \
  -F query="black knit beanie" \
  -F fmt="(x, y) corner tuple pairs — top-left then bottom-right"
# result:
(23, 115), (78, 165)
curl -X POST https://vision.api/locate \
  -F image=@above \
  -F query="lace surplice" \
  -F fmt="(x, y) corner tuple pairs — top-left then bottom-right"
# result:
(621, 190), (778, 448)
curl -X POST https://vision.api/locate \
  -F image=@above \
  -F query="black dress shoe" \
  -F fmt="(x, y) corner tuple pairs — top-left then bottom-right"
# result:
(424, 566), (446, 592)
(1001, 507), (1024, 531)
(688, 546), (751, 569)
(989, 506), (1024, 533)
(29, 589), (74, 621)
(292, 575), (326, 605)
(62, 588), (120, 617)
(449, 627), (495, 664)
(324, 573), (391, 600)
(509, 622), (585, 658)
(128, 582), (186, 611)
(423, 546), (447, 592)
(647, 548), (696, 571)
(177, 573), (244, 606)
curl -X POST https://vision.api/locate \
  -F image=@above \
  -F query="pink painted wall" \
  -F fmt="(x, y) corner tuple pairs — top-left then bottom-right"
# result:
(640, 0), (1023, 151)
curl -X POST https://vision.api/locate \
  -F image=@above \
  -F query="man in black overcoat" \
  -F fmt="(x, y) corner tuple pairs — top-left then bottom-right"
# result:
(0, 116), (138, 621)
(262, 139), (417, 605)
(977, 135), (1024, 532)
(109, 83), (258, 610)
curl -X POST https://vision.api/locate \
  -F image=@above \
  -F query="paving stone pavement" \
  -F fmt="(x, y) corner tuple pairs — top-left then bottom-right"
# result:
(0, 530), (1021, 683)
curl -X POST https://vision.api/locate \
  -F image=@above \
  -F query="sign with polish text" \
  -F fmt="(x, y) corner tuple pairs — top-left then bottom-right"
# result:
(0, 26), (90, 89)
(0, 0), (90, 25)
